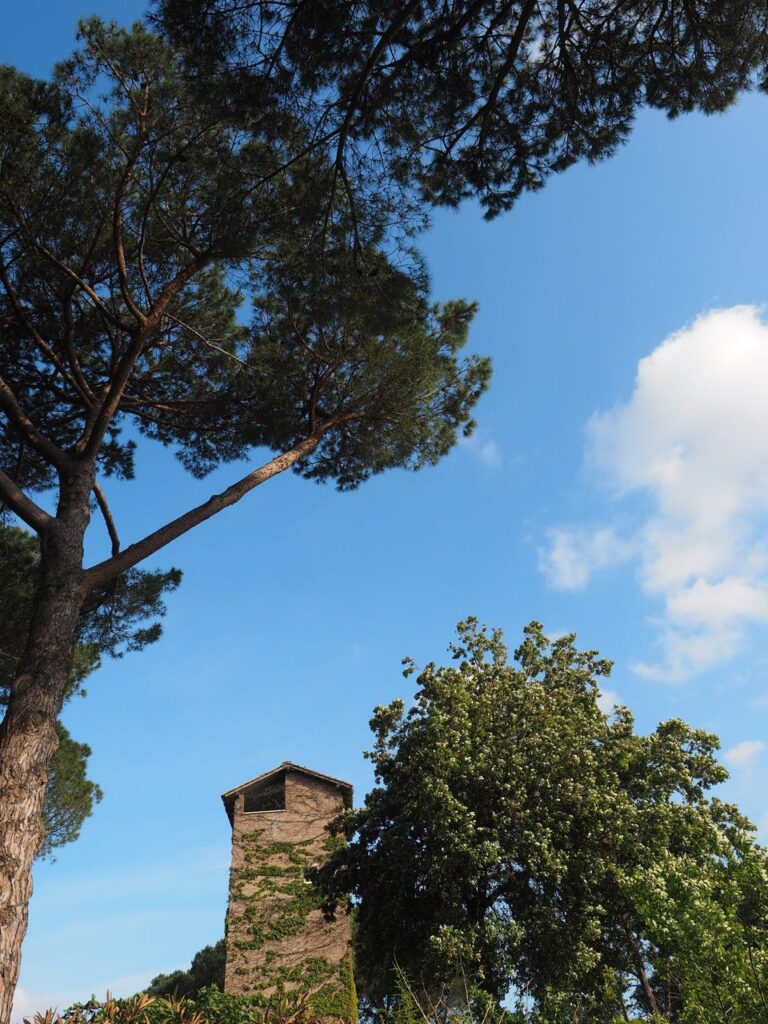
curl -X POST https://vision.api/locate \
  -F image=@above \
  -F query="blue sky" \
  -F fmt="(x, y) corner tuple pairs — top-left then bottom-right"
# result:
(4, 2), (768, 1016)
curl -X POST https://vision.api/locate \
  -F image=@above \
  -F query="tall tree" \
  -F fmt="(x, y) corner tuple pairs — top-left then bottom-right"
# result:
(320, 620), (765, 1022)
(0, 21), (488, 1020)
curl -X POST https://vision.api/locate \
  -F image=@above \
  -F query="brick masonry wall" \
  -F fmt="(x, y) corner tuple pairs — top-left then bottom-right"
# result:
(224, 770), (353, 1014)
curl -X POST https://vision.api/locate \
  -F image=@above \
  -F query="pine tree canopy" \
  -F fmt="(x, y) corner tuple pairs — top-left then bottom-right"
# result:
(156, 0), (768, 218)
(0, 20), (489, 579)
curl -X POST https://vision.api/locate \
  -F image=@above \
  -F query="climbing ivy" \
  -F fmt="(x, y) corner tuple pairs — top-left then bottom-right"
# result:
(227, 828), (356, 1022)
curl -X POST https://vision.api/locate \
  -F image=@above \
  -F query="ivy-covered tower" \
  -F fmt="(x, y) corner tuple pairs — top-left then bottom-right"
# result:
(222, 762), (356, 1018)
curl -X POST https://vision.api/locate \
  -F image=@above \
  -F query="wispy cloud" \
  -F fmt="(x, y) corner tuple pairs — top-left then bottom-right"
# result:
(460, 431), (502, 469)
(540, 527), (634, 591)
(596, 688), (621, 715)
(540, 306), (768, 680)
(725, 739), (765, 768)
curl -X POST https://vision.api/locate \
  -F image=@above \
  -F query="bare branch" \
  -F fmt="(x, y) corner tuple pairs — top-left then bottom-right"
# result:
(82, 253), (212, 459)
(165, 312), (253, 369)
(84, 429), (327, 588)
(93, 480), (120, 556)
(0, 466), (52, 533)
(0, 374), (70, 469)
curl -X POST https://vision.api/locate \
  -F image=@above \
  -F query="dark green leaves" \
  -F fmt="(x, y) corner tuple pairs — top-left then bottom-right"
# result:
(146, 939), (227, 997)
(248, 247), (489, 488)
(157, 1), (768, 218)
(0, 21), (488, 496)
(39, 723), (103, 861)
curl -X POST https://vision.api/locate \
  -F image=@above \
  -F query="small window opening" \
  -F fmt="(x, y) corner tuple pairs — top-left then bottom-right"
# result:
(243, 776), (286, 813)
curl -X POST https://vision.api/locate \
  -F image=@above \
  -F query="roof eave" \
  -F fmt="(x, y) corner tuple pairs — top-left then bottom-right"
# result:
(221, 761), (353, 826)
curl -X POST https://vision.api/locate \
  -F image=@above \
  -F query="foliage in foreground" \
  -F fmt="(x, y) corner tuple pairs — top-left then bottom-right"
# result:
(319, 620), (768, 1023)
(27, 985), (349, 1024)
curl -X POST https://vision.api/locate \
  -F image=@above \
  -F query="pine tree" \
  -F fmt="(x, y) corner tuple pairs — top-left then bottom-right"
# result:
(0, 22), (488, 1019)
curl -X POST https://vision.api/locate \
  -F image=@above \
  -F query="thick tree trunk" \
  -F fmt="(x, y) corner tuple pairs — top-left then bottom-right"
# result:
(0, 470), (92, 1024)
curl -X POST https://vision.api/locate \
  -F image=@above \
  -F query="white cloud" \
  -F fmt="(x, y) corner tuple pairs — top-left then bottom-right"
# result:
(725, 739), (765, 768)
(629, 624), (742, 682)
(460, 431), (501, 469)
(541, 306), (768, 680)
(665, 577), (768, 626)
(596, 688), (621, 714)
(540, 526), (634, 590)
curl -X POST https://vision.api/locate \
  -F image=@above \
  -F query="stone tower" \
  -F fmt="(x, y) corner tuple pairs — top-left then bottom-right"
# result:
(222, 762), (355, 1018)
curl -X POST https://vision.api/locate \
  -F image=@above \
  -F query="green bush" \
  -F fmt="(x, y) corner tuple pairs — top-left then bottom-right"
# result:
(24, 986), (347, 1024)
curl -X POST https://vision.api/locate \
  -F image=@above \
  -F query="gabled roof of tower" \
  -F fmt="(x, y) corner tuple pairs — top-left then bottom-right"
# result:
(221, 760), (353, 824)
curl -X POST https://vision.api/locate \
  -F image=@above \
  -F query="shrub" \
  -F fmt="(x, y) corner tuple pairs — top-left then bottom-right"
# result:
(24, 986), (345, 1024)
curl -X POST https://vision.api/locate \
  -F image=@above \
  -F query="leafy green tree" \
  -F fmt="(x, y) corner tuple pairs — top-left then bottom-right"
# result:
(0, 21), (487, 1019)
(320, 620), (764, 1022)
(623, 841), (768, 1023)
(146, 940), (227, 998)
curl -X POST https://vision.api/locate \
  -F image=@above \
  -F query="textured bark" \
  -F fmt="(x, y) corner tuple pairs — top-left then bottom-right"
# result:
(0, 469), (92, 1024)
(0, 436), (324, 1020)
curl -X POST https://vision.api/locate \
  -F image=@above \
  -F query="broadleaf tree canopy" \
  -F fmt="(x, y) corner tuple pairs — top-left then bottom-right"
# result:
(319, 620), (767, 1021)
